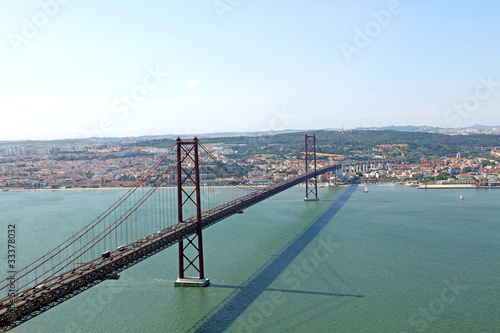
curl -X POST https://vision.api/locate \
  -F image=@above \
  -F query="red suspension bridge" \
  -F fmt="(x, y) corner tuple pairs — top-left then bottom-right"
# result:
(0, 135), (403, 331)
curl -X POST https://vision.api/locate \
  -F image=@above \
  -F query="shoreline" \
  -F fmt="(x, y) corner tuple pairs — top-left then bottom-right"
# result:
(1, 187), (132, 192)
(0, 185), (271, 192)
(3, 183), (499, 192)
(417, 184), (500, 189)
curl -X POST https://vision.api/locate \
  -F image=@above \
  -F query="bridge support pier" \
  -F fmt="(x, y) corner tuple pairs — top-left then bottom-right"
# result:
(304, 134), (319, 201)
(174, 277), (210, 287)
(174, 137), (210, 287)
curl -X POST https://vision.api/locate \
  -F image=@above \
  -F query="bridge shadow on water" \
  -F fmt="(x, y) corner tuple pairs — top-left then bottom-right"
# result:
(209, 284), (364, 299)
(189, 185), (362, 333)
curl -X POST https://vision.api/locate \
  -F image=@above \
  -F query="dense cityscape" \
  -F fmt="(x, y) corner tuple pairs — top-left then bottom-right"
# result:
(2, 131), (500, 190)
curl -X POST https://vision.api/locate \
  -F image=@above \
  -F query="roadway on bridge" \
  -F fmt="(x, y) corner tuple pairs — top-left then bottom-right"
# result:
(0, 165), (339, 331)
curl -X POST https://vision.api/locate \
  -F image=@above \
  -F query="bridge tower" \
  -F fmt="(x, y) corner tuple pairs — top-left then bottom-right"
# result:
(304, 134), (319, 201)
(174, 137), (210, 287)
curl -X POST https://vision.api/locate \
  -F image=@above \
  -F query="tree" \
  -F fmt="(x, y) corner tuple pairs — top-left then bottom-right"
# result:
(436, 172), (451, 180)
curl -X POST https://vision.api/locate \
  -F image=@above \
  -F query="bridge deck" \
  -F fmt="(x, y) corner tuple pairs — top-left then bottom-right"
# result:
(0, 164), (341, 330)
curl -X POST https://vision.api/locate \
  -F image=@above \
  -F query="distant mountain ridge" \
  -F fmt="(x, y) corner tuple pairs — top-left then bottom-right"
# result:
(137, 125), (500, 141)
(2, 125), (500, 145)
(356, 125), (500, 135)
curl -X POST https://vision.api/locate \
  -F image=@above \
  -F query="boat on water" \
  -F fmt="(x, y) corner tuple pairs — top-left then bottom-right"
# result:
(363, 186), (369, 193)
(460, 194), (464, 200)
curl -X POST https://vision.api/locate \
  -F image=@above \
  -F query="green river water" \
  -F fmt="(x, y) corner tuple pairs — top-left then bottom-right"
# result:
(0, 185), (498, 332)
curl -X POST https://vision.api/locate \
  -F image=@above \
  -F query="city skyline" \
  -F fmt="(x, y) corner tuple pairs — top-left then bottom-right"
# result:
(1, 0), (499, 140)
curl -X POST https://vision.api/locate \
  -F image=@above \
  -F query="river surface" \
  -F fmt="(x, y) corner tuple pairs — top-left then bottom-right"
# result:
(0, 185), (498, 332)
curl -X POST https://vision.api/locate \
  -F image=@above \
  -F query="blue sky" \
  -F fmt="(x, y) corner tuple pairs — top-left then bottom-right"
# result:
(1, 0), (499, 140)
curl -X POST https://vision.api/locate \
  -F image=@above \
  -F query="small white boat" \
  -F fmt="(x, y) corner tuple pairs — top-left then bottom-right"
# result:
(460, 194), (464, 200)
(363, 186), (369, 193)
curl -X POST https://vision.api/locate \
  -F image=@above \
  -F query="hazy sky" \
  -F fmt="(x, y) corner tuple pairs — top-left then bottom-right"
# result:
(1, 0), (499, 140)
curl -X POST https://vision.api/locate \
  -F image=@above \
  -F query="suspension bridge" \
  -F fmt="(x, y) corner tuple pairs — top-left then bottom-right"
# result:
(0, 135), (404, 331)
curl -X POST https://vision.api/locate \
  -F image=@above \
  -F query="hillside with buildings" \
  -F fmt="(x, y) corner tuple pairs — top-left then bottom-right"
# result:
(1, 130), (500, 190)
